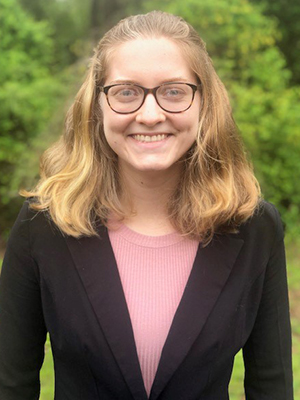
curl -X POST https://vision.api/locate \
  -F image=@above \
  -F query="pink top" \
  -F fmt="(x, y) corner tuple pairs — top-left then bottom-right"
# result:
(108, 224), (199, 396)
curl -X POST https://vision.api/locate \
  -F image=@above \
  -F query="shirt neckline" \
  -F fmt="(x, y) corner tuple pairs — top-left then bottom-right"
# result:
(108, 223), (187, 248)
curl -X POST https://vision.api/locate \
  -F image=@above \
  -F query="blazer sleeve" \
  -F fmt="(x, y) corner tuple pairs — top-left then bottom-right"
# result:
(0, 203), (47, 400)
(242, 205), (294, 399)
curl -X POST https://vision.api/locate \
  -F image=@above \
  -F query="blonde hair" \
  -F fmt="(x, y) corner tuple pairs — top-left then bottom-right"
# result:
(23, 11), (260, 243)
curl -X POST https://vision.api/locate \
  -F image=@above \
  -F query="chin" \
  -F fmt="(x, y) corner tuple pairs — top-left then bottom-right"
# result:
(136, 162), (170, 171)
(135, 163), (179, 174)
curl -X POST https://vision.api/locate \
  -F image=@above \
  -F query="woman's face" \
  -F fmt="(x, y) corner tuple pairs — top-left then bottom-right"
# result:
(101, 37), (200, 176)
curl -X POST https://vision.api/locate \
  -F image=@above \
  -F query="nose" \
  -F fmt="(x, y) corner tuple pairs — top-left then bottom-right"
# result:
(135, 94), (166, 126)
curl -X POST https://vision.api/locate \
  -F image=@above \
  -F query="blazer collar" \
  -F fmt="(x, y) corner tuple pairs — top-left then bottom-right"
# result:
(65, 226), (243, 400)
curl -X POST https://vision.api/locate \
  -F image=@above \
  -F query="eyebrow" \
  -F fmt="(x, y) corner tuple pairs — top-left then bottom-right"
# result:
(107, 77), (192, 86)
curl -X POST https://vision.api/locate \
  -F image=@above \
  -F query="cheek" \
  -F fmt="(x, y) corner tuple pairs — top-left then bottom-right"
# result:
(102, 128), (121, 159)
(188, 110), (200, 139)
(175, 114), (199, 138)
(102, 113), (132, 157)
(103, 114), (123, 141)
(102, 107), (131, 136)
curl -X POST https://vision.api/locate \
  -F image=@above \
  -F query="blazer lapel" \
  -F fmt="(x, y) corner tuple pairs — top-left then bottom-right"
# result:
(65, 226), (148, 400)
(149, 234), (244, 400)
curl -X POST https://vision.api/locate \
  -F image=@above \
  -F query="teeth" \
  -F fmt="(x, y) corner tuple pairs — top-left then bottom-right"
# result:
(132, 134), (167, 142)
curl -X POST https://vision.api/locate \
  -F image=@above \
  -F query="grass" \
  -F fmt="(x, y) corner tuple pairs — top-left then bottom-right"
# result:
(287, 242), (300, 399)
(40, 337), (54, 400)
(1, 240), (300, 399)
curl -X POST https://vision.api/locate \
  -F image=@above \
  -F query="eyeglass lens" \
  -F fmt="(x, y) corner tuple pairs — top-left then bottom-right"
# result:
(106, 83), (195, 113)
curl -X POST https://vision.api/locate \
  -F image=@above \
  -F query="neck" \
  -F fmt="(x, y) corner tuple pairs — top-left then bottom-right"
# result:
(119, 163), (181, 235)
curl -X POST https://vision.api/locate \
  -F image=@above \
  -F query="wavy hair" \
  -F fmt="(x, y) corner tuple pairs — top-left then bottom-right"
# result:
(23, 10), (261, 243)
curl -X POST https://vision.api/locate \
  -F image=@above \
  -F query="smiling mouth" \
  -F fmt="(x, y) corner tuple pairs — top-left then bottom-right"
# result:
(131, 134), (168, 143)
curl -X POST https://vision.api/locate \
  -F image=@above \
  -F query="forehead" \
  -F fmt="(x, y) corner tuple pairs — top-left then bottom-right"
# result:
(104, 37), (196, 84)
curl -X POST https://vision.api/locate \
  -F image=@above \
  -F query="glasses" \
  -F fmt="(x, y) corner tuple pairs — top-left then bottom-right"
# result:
(100, 82), (200, 114)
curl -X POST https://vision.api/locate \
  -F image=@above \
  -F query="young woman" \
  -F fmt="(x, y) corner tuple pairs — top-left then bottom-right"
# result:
(0, 11), (293, 400)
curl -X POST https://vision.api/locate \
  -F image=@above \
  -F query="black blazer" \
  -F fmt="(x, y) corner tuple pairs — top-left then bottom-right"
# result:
(0, 201), (293, 399)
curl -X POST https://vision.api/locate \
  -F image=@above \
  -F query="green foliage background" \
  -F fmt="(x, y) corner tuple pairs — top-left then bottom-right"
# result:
(0, 0), (299, 398)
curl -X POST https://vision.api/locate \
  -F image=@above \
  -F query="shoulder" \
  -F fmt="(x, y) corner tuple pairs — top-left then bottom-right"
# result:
(11, 199), (54, 230)
(245, 200), (283, 231)
(237, 200), (284, 249)
(2, 201), (58, 285)
(8, 200), (62, 250)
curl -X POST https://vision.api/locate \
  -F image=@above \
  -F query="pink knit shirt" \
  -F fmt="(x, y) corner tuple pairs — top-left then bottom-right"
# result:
(108, 224), (199, 396)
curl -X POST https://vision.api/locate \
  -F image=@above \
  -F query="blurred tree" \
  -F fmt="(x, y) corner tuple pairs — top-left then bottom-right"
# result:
(0, 0), (64, 240)
(90, 0), (146, 40)
(250, 0), (300, 85)
(18, 0), (145, 60)
(19, 0), (91, 67)
(142, 0), (300, 236)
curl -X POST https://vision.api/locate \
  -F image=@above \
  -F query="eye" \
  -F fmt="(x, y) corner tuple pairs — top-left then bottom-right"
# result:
(159, 84), (188, 101)
(109, 85), (142, 102)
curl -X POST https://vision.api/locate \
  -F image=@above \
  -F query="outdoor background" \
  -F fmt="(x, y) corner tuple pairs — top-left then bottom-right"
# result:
(0, 0), (299, 398)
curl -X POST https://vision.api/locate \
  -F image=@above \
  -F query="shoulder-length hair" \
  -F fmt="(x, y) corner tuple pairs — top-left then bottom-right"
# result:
(23, 10), (260, 244)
